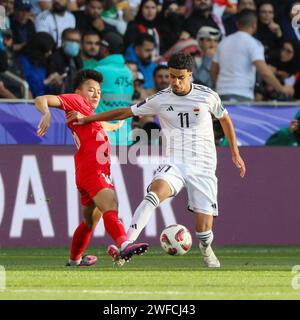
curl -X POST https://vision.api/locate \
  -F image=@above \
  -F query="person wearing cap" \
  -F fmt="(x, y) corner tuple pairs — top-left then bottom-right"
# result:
(94, 32), (134, 145)
(266, 110), (300, 146)
(193, 26), (220, 88)
(9, 0), (36, 52)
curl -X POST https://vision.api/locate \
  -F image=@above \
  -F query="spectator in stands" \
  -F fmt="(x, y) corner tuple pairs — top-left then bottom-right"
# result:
(159, 36), (201, 63)
(101, 0), (132, 35)
(0, 46), (16, 98)
(81, 31), (101, 69)
(224, 0), (256, 35)
(0, 29), (25, 97)
(213, 0), (238, 19)
(211, 9), (294, 101)
(126, 60), (148, 100)
(255, 0), (288, 20)
(269, 41), (300, 87)
(152, 64), (170, 92)
(137, 64), (170, 129)
(257, 40), (300, 101)
(18, 32), (57, 97)
(9, 0), (36, 53)
(74, 0), (118, 38)
(35, 0), (76, 47)
(47, 28), (83, 94)
(0, 0), (14, 16)
(125, 33), (157, 89)
(94, 32), (134, 145)
(256, 1), (282, 63)
(31, 0), (52, 16)
(266, 110), (300, 146)
(193, 26), (221, 88)
(157, 0), (185, 54)
(280, 1), (300, 43)
(182, 0), (225, 39)
(124, 0), (160, 56)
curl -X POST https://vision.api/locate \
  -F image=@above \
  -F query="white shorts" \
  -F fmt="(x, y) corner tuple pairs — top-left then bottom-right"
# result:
(149, 162), (218, 216)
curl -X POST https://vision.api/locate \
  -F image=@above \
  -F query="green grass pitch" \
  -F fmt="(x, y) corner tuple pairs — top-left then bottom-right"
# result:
(0, 246), (300, 300)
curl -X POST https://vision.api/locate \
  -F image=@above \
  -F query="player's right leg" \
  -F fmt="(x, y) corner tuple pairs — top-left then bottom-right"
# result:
(126, 179), (173, 243)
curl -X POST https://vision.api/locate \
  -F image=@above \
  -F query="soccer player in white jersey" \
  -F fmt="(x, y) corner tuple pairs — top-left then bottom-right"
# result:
(67, 53), (246, 268)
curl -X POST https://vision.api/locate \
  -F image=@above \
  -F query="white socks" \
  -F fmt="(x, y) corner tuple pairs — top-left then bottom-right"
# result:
(196, 230), (214, 247)
(127, 192), (160, 242)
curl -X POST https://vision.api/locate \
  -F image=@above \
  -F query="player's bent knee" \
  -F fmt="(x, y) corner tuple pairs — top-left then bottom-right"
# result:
(149, 179), (172, 202)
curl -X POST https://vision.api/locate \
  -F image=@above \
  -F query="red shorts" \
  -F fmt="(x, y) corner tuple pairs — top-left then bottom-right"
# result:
(76, 168), (114, 206)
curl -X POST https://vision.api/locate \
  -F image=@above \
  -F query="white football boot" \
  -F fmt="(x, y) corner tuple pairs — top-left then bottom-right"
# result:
(199, 243), (221, 268)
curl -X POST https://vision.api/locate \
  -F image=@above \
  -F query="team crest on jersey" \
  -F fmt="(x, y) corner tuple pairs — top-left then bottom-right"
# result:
(193, 107), (200, 116)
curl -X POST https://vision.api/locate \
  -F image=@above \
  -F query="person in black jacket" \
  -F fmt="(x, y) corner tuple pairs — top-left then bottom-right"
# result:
(256, 1), (282, 62)
(157, 0), (185, 54)
(47, 28), (83, 94)
(9, 0), (36, 53)
(183, 0), (222, 39)
(74, 0), (118, 38)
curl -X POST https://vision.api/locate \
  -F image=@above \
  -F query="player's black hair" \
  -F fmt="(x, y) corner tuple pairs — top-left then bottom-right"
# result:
(153, 64), (169, 77)
(167, 52), (193, 72)
(237, 9), (257, 28)
(73, 69), (103, 89)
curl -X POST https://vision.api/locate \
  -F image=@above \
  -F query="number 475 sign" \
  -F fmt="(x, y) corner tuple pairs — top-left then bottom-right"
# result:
(292, 4), (300, 28)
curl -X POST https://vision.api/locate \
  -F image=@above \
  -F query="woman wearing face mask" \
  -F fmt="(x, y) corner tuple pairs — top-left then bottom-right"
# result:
(157, 0), (185, 54)
(47, 28), (83, 94)
(18, 32), (57, 97)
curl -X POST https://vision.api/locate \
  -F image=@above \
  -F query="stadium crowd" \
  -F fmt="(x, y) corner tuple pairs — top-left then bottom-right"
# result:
(0, 0), (300, 144)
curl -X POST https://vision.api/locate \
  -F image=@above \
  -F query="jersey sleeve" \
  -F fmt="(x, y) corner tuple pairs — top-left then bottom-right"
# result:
(209, 92), (228, 119)
(131, 94), (159, 116)
(57, 94), (86, 112)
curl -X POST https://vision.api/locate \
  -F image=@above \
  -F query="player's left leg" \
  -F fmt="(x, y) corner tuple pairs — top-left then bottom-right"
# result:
(67, 205), (101, 266)
(194, 212), (220, 268)
(186, 172), (220, 268)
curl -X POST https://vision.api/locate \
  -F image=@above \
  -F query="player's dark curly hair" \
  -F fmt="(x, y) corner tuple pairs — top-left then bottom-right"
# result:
(73, 69), (103, 90)
(168, 52), (193, 72)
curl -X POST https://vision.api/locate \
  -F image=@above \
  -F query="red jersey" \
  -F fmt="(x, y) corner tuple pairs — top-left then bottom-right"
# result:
(58, 94), (110, 173)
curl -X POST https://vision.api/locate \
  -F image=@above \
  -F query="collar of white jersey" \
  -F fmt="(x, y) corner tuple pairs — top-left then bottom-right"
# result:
(170, 83), (194, 97)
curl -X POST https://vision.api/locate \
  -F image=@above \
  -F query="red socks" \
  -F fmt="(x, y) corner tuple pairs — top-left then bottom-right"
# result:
(103, 210), (128, 247)
(70, 222), (93, 261)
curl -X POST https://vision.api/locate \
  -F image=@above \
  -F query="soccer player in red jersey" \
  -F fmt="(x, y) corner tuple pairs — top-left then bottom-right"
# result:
(34, 69), (148, 266)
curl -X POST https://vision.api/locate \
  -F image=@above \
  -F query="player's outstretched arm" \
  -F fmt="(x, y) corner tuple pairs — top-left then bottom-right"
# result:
(67, 107), (134, 125)
(34, 95), (62, 136)
(219, 114), (246, 178)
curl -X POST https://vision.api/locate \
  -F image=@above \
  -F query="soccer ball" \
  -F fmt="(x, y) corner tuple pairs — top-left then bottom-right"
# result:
(160, 224), (192, 256)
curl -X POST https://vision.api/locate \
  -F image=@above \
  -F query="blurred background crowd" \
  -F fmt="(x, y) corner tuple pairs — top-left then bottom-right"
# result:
(0, 0), (300, 145)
